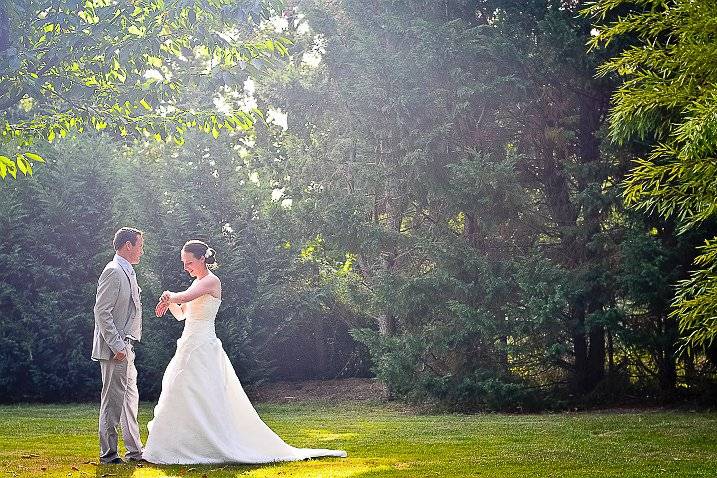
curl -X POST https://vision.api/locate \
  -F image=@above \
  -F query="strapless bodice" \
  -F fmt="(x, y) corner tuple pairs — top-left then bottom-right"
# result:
(181, 294), (221, 338)
(184, 294), (221, 320)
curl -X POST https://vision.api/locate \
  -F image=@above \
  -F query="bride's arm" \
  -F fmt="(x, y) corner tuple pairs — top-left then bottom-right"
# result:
(167, 303), (186, 321)
(163, 275), (220, 304)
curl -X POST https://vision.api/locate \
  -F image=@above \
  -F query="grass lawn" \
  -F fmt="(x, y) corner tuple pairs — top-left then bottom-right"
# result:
(0, 401), (715, 477)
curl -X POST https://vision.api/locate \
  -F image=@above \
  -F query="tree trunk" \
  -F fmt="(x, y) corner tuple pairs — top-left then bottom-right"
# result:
(573, 331), (588, 393)
(607, 328), (614, 375)
(464, 211), (480, 248)
(376, 137), (402, 337)
(657, 315), (677, 398)
(587, 325), (605, 389)
(497, 334), (509, 376)
(683, 352), (696, 389)
(572, 304), (589, 393)
(313, 315), (329, 378)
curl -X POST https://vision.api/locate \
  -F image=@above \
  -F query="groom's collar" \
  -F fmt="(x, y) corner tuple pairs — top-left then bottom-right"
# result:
(114, 253), (135, 277)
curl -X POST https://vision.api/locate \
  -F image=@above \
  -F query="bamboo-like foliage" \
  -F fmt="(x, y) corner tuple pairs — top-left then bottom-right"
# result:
(585, 0), (717, 349)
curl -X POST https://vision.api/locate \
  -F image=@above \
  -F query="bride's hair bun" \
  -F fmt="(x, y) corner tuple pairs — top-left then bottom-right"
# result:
(204, 247), (217, 265)
(183, 240), (218, 268)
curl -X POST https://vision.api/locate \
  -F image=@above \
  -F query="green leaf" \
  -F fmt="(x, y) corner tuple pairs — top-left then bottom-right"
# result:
(139, 98), (152, 110)
(16, 155), (32, 176)
(2, 157), (17, 179)
(16, 155), (27, 175)
(127, 25), (144, 36)
(0, 155), (12, 179)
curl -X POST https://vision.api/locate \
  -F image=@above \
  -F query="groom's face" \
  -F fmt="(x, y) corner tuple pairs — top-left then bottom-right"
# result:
(126, 235), (144, 265)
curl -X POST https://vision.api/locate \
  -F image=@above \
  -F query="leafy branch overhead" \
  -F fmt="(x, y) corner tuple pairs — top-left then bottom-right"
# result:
(0, 151), (44, 179)
(0, 0), (292, 179)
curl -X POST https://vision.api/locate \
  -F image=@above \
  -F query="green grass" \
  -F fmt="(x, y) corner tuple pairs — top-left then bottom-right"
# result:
(0, 401), (716, 477)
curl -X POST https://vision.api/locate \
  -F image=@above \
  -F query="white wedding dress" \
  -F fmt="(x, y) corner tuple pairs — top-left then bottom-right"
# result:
(142, 294), (347, 464)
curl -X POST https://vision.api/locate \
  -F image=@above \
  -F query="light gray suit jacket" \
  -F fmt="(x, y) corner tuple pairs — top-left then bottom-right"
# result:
(91, 258), (142, 360)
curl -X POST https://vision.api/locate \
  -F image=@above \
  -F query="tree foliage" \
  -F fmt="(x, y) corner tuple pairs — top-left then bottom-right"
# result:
(0, 131), (369, 402)
(0, 0), (289, 180)
(252, 0), (629, 407)
(586, 0), (717, 349)
(245, 0), (716, 407)
(2, 0), (716, 409)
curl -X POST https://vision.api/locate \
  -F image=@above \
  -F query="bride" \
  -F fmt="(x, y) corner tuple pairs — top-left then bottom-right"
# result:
(143, 240), (347, 464)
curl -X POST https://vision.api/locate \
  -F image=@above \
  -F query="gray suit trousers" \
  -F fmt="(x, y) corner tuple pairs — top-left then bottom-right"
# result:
(98, 342), (143, 463)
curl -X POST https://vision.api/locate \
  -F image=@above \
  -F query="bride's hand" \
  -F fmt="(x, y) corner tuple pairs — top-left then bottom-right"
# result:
(160, 291), (172, 303)
(155, 301), (169, 317)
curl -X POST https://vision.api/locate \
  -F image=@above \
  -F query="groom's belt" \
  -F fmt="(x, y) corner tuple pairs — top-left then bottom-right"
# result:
(124, 336), (138, 345)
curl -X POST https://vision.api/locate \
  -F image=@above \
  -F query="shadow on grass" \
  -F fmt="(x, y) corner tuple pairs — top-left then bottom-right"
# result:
(94, 458), (391, 478)
(94, 462), (268, 478)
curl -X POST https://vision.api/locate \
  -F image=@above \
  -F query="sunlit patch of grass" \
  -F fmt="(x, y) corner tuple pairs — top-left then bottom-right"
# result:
(238, 460), (391, 478)
(303, 429), (359, 442)
(1, 402), (716, 477)
(97, 459), (390, 478)
(131, 469), (169, 478)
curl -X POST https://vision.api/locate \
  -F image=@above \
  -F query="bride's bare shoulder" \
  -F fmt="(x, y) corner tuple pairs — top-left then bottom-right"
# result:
(200, 272), (221, 293)
(201, 273), (221, 299)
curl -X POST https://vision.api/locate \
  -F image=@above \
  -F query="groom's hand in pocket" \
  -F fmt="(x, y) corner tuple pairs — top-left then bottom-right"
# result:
(113, 350), (127, 362)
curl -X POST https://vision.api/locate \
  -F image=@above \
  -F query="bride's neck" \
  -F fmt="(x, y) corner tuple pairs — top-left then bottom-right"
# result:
(195, 269), (209, 280)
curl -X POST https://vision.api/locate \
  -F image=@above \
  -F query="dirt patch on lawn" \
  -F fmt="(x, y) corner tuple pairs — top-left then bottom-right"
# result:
(248, 378), (388, 403)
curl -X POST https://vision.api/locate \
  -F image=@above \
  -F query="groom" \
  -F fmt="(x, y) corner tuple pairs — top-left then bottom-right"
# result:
(91, 227), (144, 464)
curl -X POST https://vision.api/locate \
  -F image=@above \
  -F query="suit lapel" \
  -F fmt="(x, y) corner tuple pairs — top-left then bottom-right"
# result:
(116, 260), (140, 309)
(130, 272), (141, 310)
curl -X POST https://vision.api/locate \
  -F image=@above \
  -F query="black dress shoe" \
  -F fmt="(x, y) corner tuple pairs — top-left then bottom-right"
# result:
(102, 457), (125, 464)
(127, 457), (147, 463)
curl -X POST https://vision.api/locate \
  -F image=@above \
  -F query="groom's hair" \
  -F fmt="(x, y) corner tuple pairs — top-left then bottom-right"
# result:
(113, 227), (143, 250)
